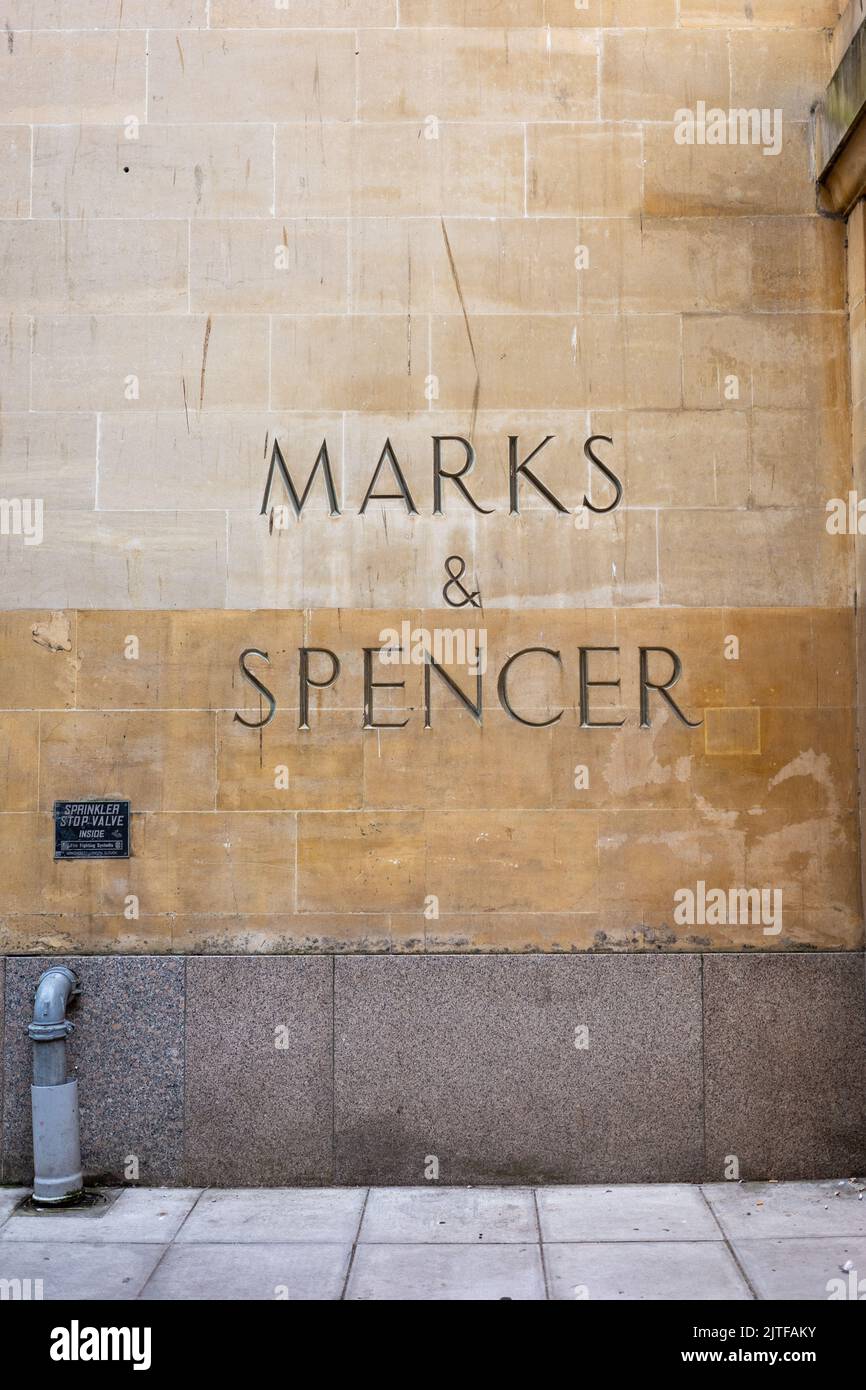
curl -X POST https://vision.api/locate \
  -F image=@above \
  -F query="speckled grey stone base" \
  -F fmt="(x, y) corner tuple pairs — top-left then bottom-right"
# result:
(1, 952), (864, 1186)
(334, 954), (704, 1185)
(704, 954), (866, 1181)
(184, 956), (333, 1186)
(2, 956), (184, 1185)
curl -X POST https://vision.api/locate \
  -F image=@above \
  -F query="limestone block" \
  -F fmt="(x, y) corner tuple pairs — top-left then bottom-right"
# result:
(0, 31), (146, 123)
(0, 221), (188, 314)
(277, 121), (525, 218)
(31, 315), (269, 411)
(148, 29), (356, 123)
(38, 711), (217, 812)
(0, 128), (30, 217)
(360, 28), (598, 122)
(33, 124), (275, 220)
(527, 126), (643, 217)
(190, 221), (348, 315)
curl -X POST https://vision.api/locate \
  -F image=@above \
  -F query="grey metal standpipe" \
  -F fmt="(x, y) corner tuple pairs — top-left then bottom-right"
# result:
(28, 966), (83, 1206)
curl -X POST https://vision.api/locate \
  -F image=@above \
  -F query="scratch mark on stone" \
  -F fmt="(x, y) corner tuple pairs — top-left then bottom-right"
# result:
(440, 215), (480, 439)
(176, 37), (185, 73)
(199, 315), (212, 410)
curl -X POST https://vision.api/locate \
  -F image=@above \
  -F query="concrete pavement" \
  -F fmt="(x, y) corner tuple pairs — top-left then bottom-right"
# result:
(0, 1180), (864, 1300)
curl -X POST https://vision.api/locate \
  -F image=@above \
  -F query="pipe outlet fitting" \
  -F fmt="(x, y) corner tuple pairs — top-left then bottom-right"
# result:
(28, 965), (83, 1207)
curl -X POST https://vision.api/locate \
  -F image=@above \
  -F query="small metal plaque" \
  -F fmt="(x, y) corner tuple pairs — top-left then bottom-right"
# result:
(54, 800), (130, 860)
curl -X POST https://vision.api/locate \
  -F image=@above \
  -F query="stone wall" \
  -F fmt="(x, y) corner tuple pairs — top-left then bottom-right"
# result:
(0, 604), (859, 953)
(0, 1), (858, 955)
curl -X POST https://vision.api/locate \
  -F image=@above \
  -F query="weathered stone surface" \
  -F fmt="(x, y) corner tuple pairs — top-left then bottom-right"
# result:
(0, 515), (229, 609)
(0, 810), (296, 928)
(0, 315), (31, 409)
(0, 221), (188, 314)
(38, 711), (216, 813)
(31, 315), (269, 412)
(0, 32), (146, 123)
(0, 613), (77, 710)
(659, 511), (851, 607)
(213, 0), (393, 21)
(352, 219), (584, 317)
(643, 121), (815, 216)
(601, 30), (730, 122)
(0, 715), (38, 812)
(147, 30), (356, 124)
(5, 1), (205, 21)
(360, 29), (598, 122)
(0, 8), (860, 981)
(0, 127), (30, 217)
(0, 604), (858, 950)
(681, 0), (840, 25)
(527, 126), (643, 216)
(277, 122), (525, 217)
(0, 415), (96, 510)
(190, 222), (349, 315)
(33, 124), (275, 221)
(730, 29), (831, 120)
(432, 315), (682, 411)
(271, 317), (427, 413)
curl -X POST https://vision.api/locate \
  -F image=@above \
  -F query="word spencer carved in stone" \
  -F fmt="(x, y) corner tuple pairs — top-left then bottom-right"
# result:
(233, 646), (702, 732)
(260, 433), (624, 520)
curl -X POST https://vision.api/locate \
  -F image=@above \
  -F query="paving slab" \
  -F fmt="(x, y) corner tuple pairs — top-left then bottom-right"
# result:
(0, 1240), (166, 1300)
(536, 1185), (721, 1243)
(545, 1241), (753, 1301)
(0, 1183), (857, 1300)
(176, 1188), (367, 1244)
(140, 1242), (352, 1301)
(0, 1187), (28, 1228)
(0, 1188), (201, 1244)
(702, 1180), (866, 1240)
(346, 1242), (546, 1301)
(733, 1236), (866, 1301)
(360, 1187), (537, 1244)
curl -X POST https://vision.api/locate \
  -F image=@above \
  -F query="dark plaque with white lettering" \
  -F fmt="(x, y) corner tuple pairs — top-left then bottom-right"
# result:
(54, 800), (130, 860)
